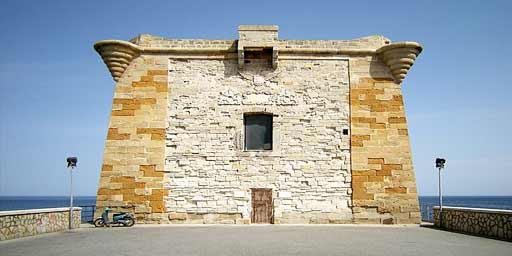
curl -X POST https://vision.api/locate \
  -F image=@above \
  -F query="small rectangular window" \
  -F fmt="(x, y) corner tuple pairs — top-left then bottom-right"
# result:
(244, 47), (273, 68)
(244, 114), (272, 150)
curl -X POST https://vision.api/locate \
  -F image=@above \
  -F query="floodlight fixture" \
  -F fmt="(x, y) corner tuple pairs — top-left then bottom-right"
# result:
(67, 157), (77, 168)
(435, 158), (446, 169)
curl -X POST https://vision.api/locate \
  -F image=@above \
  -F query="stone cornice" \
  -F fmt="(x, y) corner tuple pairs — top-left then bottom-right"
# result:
(278, 48), (375, 55)
(94, 39), (422, 83)
(376, 42), (423, 83)
(94, 40), (239, 81)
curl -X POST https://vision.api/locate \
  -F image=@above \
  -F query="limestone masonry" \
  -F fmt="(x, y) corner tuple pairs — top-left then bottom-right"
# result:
(0, 208), (81, 241)
(434, 207), (512, 241)
(94, 25), (423, 224)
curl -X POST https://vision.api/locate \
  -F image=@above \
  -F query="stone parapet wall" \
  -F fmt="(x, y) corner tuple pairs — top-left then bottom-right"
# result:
(130, 34), (237, 50)
(434, 207), (512, 241)
(129, 33), (388, 52)
(277, 36), (387, 51)
(0, 207), (81, 241)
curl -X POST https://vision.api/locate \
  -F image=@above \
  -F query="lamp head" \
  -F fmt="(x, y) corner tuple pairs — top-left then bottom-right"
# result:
(67, 157), (77, 168)
(435, 158), (446, 169)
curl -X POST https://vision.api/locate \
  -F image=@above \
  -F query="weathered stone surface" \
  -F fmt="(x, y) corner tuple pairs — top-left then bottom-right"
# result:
(0, 208), (81, 241)
(165, 58), (352, 224)
(349, 67), (421, 224)
(95, 56), (169, 223)
(94, 40), (140, 82)
(434, 207), (512, 241)
(376, 42), (423, 83)
(94, 25), (422, 224)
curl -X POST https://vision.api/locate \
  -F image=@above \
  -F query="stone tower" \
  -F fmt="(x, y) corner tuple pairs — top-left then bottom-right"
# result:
(94, 25), (422, 224)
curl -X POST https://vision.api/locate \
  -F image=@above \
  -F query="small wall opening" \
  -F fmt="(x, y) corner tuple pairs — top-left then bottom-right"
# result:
(243, 47), (272, 67)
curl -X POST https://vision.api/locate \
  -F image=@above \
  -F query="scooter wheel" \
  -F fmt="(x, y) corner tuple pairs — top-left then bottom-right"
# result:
(124, 218), (135, 227)
(94, 218), (105, 227)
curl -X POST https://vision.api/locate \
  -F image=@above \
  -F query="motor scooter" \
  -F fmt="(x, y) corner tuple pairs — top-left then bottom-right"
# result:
(94, 207), (135, 227)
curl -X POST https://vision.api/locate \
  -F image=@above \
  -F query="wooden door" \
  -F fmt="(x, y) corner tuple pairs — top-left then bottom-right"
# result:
(251, 188), (273, 223)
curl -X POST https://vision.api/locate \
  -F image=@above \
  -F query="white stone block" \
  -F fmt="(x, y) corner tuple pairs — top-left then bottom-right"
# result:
(233, 191), (246, 198)
(192, 195), (206, 201)
(279, 191), (292, 198)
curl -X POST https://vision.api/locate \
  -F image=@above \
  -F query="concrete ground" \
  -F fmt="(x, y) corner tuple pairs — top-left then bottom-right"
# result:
(1, 224), (511, 256)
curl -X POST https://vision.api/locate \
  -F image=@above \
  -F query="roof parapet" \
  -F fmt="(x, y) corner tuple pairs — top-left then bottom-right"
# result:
(93, 28), (422, 83)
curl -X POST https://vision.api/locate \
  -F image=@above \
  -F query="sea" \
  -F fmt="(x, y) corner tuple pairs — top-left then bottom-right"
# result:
(418, 196), (512, 221)
(1, 196), (511, 222)
(0, 196), (97, 223)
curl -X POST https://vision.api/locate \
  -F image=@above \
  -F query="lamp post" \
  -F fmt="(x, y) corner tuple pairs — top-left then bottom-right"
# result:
(435, 158), (446, 228)
(66, 157), (77, 229)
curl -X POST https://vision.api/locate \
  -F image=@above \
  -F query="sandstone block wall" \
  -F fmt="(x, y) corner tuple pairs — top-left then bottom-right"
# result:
(0, 208), (81, 241)
(349, 56), (421, 224)
(434, 207), (512, 241)
(95, 55), (170, 222)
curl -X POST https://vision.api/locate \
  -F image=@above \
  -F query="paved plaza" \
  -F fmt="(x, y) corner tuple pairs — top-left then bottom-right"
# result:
(1, 225), (511, 256)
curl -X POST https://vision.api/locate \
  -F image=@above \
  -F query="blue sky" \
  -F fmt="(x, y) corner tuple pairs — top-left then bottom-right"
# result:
(0, 0), (510, 196)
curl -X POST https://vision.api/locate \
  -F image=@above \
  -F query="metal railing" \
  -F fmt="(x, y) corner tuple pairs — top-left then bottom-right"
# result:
(420, 204), (435, 223)
(79, 204), (436, 223)
(78, 205), (96, 224)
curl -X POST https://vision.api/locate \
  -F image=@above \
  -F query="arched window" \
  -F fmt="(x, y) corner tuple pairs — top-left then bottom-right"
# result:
(244, 113), (273, 150)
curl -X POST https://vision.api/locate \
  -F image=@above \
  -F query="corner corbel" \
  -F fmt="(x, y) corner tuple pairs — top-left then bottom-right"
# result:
(94, 40), (141, 82)
(376, 42), (423, 83)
